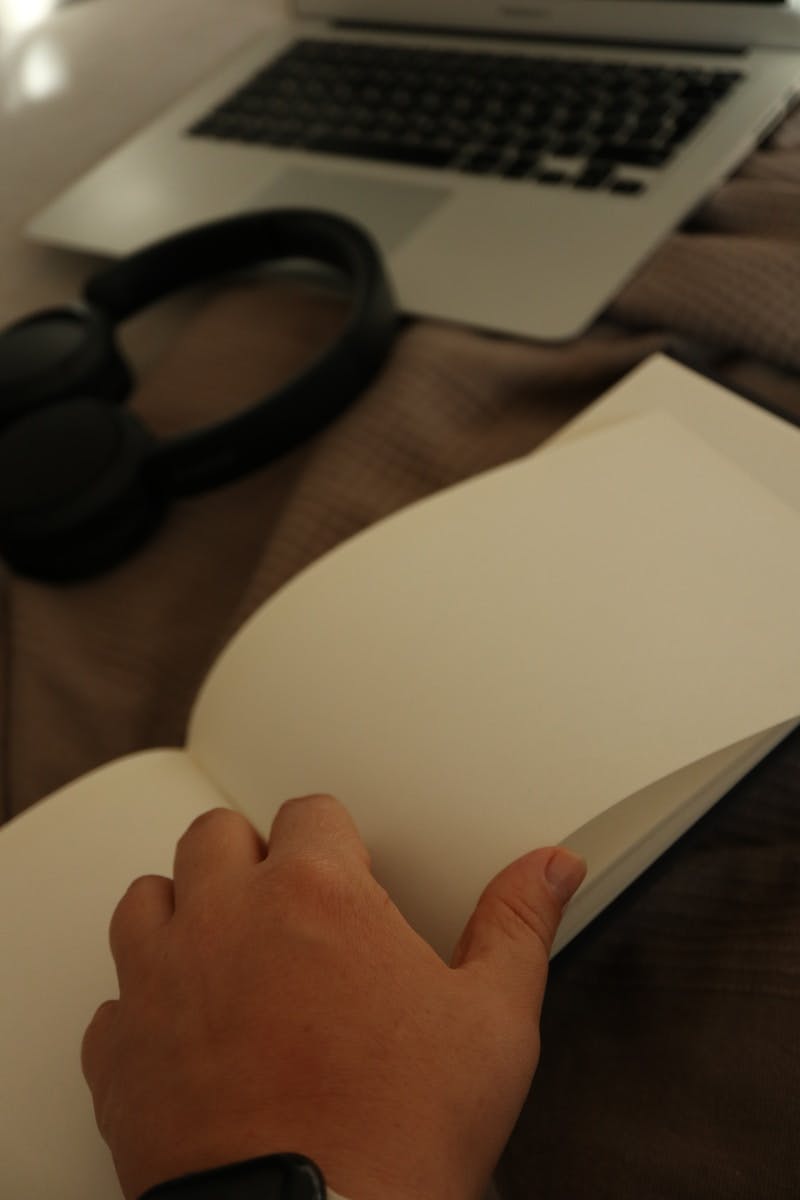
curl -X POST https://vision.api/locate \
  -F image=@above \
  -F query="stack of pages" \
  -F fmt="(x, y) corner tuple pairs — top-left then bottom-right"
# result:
(3, 354), (800, 1198)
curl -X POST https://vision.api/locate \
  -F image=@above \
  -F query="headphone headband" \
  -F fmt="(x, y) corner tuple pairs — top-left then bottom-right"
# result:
(86, 208), (385, 321)
(87, 209), (396, 494)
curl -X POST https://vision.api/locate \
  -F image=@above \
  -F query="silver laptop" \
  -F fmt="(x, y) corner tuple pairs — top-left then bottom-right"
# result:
(28, 1), (800, 341)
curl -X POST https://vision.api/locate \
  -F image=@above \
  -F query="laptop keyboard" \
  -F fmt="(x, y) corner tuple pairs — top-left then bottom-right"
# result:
(189, 38), (743, 196)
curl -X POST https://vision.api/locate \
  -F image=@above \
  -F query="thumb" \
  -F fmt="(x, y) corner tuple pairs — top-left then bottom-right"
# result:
(451, 847), (586, 1014)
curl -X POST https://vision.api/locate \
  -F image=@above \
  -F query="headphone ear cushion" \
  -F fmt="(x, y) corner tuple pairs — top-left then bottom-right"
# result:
(0, 400), (167, 581)
(0, 306), (132, 430)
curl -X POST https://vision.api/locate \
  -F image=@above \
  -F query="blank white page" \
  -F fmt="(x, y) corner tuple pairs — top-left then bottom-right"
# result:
(190, 411), (800, 956)
(0, 750), (224, 1200)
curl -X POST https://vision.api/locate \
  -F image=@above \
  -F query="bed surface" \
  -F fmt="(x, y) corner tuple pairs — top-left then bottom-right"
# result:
(1, 12), (798, 1188)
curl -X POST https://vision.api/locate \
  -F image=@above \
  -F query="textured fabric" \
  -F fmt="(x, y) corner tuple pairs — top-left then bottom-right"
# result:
(2, 107), (799, 1200)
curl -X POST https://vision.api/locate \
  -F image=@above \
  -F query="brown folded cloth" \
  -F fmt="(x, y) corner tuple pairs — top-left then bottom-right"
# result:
(2, 107), (799, 1200)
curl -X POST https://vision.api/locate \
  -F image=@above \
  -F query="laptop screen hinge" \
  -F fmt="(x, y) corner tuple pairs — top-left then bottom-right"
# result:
(333, 19), (747, 57)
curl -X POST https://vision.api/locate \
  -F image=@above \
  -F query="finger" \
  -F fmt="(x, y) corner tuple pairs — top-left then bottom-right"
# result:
(81, 998), (118, 1092)
(172, 808), (266, 906)
(451, 847), (586, 1018)
(108, 873), (174, 987)
(265, 793), (371, 871)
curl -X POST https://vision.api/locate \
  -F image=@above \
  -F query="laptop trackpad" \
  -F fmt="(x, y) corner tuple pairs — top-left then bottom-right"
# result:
(253, 167), (449, 252)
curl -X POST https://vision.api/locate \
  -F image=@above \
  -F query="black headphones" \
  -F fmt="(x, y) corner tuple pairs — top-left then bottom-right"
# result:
(0, 208), (396, 582)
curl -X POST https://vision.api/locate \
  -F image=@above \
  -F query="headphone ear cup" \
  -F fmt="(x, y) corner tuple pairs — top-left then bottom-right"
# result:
(0, 399), (167, 581)
(0, 306), (132, 430)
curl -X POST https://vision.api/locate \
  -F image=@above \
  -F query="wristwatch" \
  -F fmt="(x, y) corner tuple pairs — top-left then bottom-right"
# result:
(139, 1153), (328, 1199)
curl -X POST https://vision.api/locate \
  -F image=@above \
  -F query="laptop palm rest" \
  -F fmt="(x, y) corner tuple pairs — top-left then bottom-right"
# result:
(253, 166), (450, 253)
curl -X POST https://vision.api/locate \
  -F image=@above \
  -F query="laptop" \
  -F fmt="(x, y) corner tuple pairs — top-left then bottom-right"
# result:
(28, 1), (800, 341)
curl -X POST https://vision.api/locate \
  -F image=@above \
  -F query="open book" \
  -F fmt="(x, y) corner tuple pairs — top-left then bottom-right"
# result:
(4, 354), (800, 1199)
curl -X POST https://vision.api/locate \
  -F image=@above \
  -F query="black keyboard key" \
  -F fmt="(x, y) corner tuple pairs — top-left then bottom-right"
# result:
(549, 136), (589, 158)
(556, 112), (592, 136)
(502, 155), (541, 178)
(574, 160), (614, 188)
(611, 178), (646, 194)
(461, 148), (505, 174)
(536, 169), (568, 184)
(593, 117), (629, 140)
(710, 71), (742, 94)
(306, 134), (454, 168)
(518, 134), (551, 155)
(630, 119), (668, 142)
(594, 141), (673, 168)
(667, 106), (715, 143)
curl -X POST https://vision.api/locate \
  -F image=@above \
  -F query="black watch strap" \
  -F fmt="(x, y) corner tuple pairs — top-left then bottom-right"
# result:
(138, 1153), (327, 1200)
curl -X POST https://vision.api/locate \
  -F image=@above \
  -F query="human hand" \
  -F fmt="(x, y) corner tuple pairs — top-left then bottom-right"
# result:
(82, 796), (586, 1200)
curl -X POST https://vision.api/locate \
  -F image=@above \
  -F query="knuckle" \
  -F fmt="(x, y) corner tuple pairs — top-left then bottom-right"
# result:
(85, 997), (117, 1034)
(124, 872), (163, 897)
(109, 874), (170, 948)
(271, 852), (355, 915)
(180, 807), (239, 843)
(280, 851), (346, 893)
(111, 874), (156, 922)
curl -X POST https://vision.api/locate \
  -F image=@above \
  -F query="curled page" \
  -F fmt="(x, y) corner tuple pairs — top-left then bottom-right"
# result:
(191, 410), (800, 955)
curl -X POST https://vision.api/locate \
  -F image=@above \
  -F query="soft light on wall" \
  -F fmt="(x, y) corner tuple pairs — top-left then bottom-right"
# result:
(0, 0), (62, 36)
(1, 0), (68, 108)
